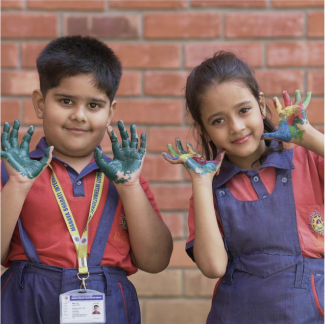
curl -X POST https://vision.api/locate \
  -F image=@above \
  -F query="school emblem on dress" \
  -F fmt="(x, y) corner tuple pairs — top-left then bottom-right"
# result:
(309, 211), (324, 236)
(119, 212), (128, 231)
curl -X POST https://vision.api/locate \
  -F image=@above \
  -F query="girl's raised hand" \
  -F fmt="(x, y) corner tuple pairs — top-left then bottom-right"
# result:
(0, 120), (53, 184)
(95, 120), (145, 185)
(262, 90), (311, 144)
(163, 139), (225, 181)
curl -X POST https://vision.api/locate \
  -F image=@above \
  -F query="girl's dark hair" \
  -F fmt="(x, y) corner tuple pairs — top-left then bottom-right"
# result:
(37, 36), (122, 104)
(185, 50), (283, 166)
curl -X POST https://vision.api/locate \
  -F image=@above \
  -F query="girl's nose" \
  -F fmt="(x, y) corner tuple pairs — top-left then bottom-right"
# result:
(229, 117), (245, 134)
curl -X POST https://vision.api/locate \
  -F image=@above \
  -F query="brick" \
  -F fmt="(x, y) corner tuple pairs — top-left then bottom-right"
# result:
(110, 0), (188, 9)
(225, 13), (304, 38)
(18, 127), (45, 151)
(148, 127), (196, 153)
(144, 13), (221, 39)
(23, 99), (43, 126)
(108, 43), (181, 69)
(1, 43), (19, 68)
(307, 70), (324, 95)
(1, 99), (21, 125)
(308, 98), (324, 125)
(1, 0), (23, 9)
(169, 240), (197, 268)
(184, 270), (219, 296)
(308, 12), (324, 38)
(192, 0), (267, 7)
(267, 42), (324, 67)
(271, 0), (323, 7)
(1, 71), (39, 96)
(65, 15), (140, 38)
(27, 0), (105, 10)
(185, 42), (263, 68)
(151, 184), (192, 211)
(161, 213), (184, 239)
(1, 13), (58, 39)
(116, 71), (141, 97)
(315, 126), (324, 133)
(255, 70), (304, 95)
(21, 43), (47, 68)
(114, 99), (183, 125)
(144, 72), (187, 97)
(145, 300), (211, 324)
(142, 155), (183, 181)
(129, 270), (182, 297)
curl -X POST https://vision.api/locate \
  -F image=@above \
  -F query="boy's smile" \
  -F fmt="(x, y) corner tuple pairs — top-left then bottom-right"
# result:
(32, 74), (116, 166)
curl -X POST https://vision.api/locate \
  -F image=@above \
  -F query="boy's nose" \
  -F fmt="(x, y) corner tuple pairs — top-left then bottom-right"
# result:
(71, 106), (87, 123)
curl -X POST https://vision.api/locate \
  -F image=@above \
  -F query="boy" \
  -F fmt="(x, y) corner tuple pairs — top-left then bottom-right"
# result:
(1, 36), (173, 324)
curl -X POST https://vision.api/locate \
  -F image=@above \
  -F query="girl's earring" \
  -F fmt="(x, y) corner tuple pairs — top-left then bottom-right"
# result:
(259, 92), (266, 119)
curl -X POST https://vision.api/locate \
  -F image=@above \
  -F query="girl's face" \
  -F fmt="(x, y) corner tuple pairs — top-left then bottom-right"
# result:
(199, 81), (266, 170)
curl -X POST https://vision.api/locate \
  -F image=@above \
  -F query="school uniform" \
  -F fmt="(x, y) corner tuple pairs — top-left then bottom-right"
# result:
(1, 137), (162, 324)
(187, 142), (324, 323)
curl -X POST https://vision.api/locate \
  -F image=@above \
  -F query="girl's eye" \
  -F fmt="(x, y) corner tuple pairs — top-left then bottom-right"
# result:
(240, 107), (251, 114)
(212, 118), (224, 125)
(89, 103), (100, 109)
(61, 99), (73, 105)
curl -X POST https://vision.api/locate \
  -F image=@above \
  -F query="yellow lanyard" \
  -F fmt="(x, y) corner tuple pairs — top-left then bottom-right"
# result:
(49, 164), (104, 274)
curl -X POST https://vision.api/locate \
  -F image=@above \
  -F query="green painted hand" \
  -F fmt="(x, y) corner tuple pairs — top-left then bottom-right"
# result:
(0, 120), (53, 179)
(95, 121), (146, 184)
(163, 139), (225, 178)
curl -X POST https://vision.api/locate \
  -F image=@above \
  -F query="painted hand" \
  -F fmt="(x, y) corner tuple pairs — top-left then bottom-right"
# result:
(262, 90), (311, 143)
(0, 120), (52, 180)
(163, 139), (225, 179)
(95, 121), (146, 184)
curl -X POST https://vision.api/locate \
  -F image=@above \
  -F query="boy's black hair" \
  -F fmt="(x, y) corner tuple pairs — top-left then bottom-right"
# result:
(36, 35), (122, 104)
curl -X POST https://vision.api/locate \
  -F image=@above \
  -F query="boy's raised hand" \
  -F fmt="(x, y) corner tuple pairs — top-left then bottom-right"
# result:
(262, 90), (311, 144)
(1, 120), (53, 183)
(163, 139), (225, 181)
(94, 120), (145, 185)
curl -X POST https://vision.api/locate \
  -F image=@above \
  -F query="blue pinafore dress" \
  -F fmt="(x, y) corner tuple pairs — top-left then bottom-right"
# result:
(208, 148), (324, 324)
(1, 167), (140, 324)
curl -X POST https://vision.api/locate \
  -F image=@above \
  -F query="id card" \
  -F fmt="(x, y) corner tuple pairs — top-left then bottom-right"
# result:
(60, 289), (106, 324)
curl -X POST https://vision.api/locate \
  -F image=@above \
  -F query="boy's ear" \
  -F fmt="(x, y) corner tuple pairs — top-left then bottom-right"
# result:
(194, 121), (211, 142)
(32, 89), (45, 119)
(107, 100), (117, 126)
(259, 91), (266, 119)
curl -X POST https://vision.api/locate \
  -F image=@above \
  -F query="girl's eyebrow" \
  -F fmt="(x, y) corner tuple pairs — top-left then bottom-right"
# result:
(207, 100), (252, 123)
(53, 93), (107, 104)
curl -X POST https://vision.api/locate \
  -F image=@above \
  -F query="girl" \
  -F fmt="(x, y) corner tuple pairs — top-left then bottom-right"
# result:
(163, 51), (324, 323)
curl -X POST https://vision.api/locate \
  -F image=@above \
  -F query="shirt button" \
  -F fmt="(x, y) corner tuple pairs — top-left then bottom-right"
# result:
(219, 190), (225, 197)
(76, 180), (82, 185)
(262, 195), (267, 199)
(253, 176), (259, 182)
(282, 177), (287, 183)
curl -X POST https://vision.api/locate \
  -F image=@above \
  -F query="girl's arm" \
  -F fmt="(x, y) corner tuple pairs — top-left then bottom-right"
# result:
(1, 121), (52, 262)
(163, 140), (228, 278)
(263, 90), (324, 157)
(95, 121), (173, 273)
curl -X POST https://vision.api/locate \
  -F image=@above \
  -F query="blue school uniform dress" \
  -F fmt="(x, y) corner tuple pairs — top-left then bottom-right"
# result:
(188, 144), (324, 323)
(1, 139), (141, 324)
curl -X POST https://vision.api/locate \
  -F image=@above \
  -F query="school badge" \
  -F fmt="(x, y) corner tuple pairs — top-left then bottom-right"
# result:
(309, 211), (324, 236)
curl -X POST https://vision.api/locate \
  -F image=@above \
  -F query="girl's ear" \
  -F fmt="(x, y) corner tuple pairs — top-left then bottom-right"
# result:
(194, 122), (211, 142)
(259, 91), (266, 119)
(32, 89), (45, 119)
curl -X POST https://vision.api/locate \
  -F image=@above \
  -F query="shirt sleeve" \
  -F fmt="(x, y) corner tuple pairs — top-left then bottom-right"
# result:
(186, 192), (225, 262)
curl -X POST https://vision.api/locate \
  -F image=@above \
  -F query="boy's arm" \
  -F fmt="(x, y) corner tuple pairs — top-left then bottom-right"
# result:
(116, 181), (173, 273)
(263, 90), (324, 157)
(95, 121), (173, 273)
(1, 121), (52, 263)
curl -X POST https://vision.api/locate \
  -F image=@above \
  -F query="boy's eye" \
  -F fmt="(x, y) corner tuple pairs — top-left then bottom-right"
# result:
(89, 103), (100, 109)
(61, 99), (73, 105)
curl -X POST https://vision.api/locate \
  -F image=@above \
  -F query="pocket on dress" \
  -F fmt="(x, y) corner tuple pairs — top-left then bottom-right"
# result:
(311, 274), (324, 318)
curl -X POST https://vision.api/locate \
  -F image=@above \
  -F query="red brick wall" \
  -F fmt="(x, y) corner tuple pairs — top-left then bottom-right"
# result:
(1, 1), (324, 323)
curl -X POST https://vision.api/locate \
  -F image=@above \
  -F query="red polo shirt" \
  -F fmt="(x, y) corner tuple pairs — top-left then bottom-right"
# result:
(186, 145), (324, 261)
(1, 138), (162, 275)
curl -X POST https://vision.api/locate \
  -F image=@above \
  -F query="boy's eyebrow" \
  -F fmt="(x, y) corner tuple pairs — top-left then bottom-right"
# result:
(207, 100), (252, 122)
(53, 93), (107, 104)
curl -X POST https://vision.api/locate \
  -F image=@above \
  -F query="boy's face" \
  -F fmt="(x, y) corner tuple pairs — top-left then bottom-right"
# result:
(33, 74), (115, 160)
